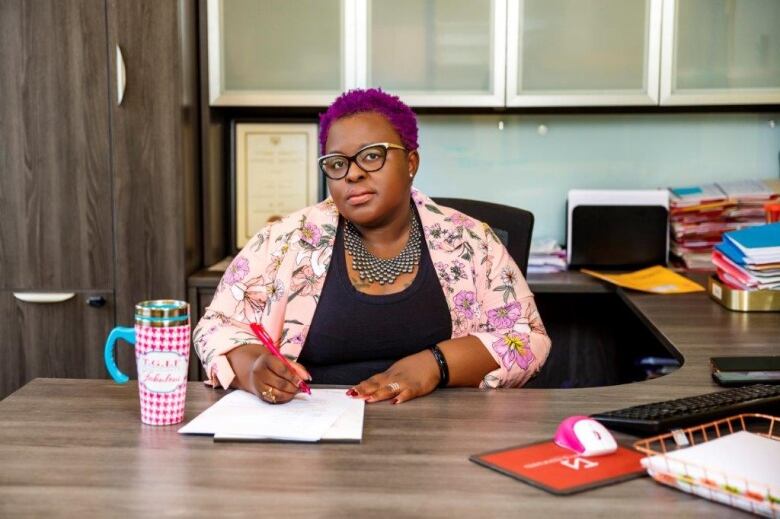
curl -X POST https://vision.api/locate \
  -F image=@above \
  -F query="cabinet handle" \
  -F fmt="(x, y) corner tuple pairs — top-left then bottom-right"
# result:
(116, 45), (126, 105)
(12, 292), (75, 304)
(86, 296), (107, 308)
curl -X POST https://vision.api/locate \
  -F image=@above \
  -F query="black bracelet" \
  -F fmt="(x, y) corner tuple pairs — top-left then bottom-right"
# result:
(429, 344), (449, 388)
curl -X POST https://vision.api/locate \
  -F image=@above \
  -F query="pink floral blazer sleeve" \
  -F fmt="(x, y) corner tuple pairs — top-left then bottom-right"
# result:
(193, 189), (551, 390)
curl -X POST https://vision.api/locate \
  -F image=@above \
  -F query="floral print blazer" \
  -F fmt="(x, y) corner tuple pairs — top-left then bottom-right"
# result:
(193, 188), (551, 390)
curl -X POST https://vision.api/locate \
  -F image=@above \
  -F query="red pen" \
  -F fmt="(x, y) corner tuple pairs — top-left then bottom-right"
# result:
(249, 322), (312, 395)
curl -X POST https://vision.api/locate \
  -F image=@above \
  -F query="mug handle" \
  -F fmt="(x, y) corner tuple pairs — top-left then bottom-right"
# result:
(104, 326), (136, 384)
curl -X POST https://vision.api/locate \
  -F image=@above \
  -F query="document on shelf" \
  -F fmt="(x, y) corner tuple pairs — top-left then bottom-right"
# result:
(581, 265), (705, 294)
(178, 388), (364, 443)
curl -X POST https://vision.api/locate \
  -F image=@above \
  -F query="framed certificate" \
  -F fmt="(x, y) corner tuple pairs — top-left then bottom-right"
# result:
(232, 122), (322, 250)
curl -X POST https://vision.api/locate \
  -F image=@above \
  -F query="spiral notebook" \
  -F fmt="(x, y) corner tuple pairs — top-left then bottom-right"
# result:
(178, 389), (364, 443)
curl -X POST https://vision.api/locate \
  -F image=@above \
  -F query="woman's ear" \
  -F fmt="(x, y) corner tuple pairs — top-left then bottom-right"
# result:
(407, 150), (420, 180)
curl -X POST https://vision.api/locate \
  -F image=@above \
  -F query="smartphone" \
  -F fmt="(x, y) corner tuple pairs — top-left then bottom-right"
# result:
(711, 356), (780, 386)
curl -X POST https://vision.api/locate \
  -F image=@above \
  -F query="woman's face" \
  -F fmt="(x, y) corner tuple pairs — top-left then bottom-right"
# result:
(324, 112), (419, 228)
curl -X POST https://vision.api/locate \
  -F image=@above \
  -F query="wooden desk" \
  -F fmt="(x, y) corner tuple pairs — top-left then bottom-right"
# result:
(1, 284), (776, 517)
(186, 269), (613, 325)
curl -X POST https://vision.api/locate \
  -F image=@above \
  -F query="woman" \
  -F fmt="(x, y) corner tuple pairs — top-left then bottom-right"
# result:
(193, 88), (551, 405)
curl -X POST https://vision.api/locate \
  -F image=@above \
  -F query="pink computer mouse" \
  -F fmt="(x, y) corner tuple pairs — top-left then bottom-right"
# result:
(554, 416), (618, 457)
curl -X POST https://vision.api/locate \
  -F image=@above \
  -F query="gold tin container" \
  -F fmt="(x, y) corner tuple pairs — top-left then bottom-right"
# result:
(134, 300), (190, 327)
(708, 276), (780, 312)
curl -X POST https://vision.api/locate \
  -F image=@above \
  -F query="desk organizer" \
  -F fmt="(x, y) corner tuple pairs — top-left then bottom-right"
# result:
(708, 276), (780, 312)
(634, 414), (780, 518)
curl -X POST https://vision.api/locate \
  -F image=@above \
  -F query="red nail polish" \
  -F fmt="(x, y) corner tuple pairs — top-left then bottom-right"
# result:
(392, 398), (399, 405)
(346, 388), (357, 397)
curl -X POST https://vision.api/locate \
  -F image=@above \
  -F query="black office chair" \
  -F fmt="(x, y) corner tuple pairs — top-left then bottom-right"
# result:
(432, 198), (534, 276)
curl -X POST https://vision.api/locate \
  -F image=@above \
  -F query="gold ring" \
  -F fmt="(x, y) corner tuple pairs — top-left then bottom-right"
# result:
(387, 382), (401, 395)
(261, 386), (276, 404)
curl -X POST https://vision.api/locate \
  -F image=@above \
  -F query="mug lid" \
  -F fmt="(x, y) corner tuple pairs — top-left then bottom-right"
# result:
(135, 299), (189, 319)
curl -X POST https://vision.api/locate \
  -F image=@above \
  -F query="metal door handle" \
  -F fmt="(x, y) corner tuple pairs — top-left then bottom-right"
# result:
(12, 292), (76, 303)
(116, 45), (126, 105)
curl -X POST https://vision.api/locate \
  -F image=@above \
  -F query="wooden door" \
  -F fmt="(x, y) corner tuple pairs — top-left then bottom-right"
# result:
(106, 0), (201, 324)
(0, 291), (115, 399)
(0, 0), (114, 291)
(106, 0), (200, 378)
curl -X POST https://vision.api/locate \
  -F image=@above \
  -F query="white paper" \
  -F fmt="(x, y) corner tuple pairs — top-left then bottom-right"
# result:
(178, 389), (364, 443)
(319, 396), (365, 441)
(642, 431), (780, 495)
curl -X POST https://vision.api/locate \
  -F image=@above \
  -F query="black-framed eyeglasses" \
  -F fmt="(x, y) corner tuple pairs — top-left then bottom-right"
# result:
(318, 142), (407, 180)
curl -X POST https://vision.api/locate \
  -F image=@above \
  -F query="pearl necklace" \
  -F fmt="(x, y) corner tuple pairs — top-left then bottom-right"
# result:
(344, 208), (422, 285)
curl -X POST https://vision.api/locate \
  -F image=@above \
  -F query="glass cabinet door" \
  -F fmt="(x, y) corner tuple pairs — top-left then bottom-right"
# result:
(660, 0), (780, 105)
(207, 0), (354, 106)
(357, 0), (506, 107)
(507, 0), (662, 106)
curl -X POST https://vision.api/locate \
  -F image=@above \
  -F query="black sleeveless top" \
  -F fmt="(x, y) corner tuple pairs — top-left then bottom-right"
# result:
(297, 214), (452, 385)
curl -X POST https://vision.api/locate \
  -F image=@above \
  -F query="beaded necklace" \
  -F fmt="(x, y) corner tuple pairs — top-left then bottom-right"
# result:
(344, 206), (421, 285)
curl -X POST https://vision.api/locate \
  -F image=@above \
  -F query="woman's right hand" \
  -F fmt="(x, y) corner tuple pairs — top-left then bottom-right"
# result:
(226, 344), (311, 404)
(247, 351), (311, 404)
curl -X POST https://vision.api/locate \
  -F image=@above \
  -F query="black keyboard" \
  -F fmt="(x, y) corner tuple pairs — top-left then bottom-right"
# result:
(591, 384), (780, 435)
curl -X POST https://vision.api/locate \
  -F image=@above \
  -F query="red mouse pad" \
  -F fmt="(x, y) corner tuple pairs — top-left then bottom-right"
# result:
(470, 441), (647, 495)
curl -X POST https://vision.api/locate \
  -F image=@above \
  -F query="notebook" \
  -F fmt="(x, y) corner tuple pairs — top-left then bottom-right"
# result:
(178, 388), (365, 443)
(725, 223), (780, 257)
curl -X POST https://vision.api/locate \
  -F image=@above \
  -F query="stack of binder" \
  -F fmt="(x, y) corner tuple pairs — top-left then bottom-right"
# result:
(669, 180), (778, 270)
(712, 222), (780, 291)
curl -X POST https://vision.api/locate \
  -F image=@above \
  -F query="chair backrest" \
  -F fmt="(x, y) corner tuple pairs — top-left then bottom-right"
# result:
(432, 198), (534, 276)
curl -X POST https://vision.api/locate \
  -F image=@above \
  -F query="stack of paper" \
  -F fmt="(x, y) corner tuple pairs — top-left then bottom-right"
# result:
(642, 431), (780, 516)
(712, 222), (780, 291)
(528, 238), (567, 274)
(179, 389), (365, 442)
(669, 180), (779, 270)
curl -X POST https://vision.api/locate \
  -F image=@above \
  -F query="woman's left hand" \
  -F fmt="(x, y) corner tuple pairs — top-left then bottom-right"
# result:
(348, 349), (441, 404)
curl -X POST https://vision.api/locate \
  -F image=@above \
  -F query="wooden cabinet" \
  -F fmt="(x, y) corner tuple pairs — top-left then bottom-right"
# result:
(205, 0), (778, 108)
(0, 292), (115, 398)
(660, 0), (780, 105)
(0, 0), (114, 291)
(187, 269), (221, 381)
(360, 0), (506, 107)
(107, 0), (201, 324)
(207, 0), (351, 106)
(0, 0), (115, 399)
(106, 0), (201, 379)
(0, 0), (200, 398)
(507, 0), (662, 107)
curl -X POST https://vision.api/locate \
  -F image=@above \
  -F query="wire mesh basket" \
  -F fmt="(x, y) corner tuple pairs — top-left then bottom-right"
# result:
(634, 414), (780, 517)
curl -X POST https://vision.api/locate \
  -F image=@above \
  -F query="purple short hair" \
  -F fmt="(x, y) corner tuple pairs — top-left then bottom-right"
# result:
(319, 88), (418, 154)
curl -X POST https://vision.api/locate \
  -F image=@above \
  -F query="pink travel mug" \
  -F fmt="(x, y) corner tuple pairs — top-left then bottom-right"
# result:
(104, 300), (190, 425)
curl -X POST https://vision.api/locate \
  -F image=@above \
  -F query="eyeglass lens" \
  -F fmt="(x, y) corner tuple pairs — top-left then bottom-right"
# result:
(320, 145), (388, 179)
